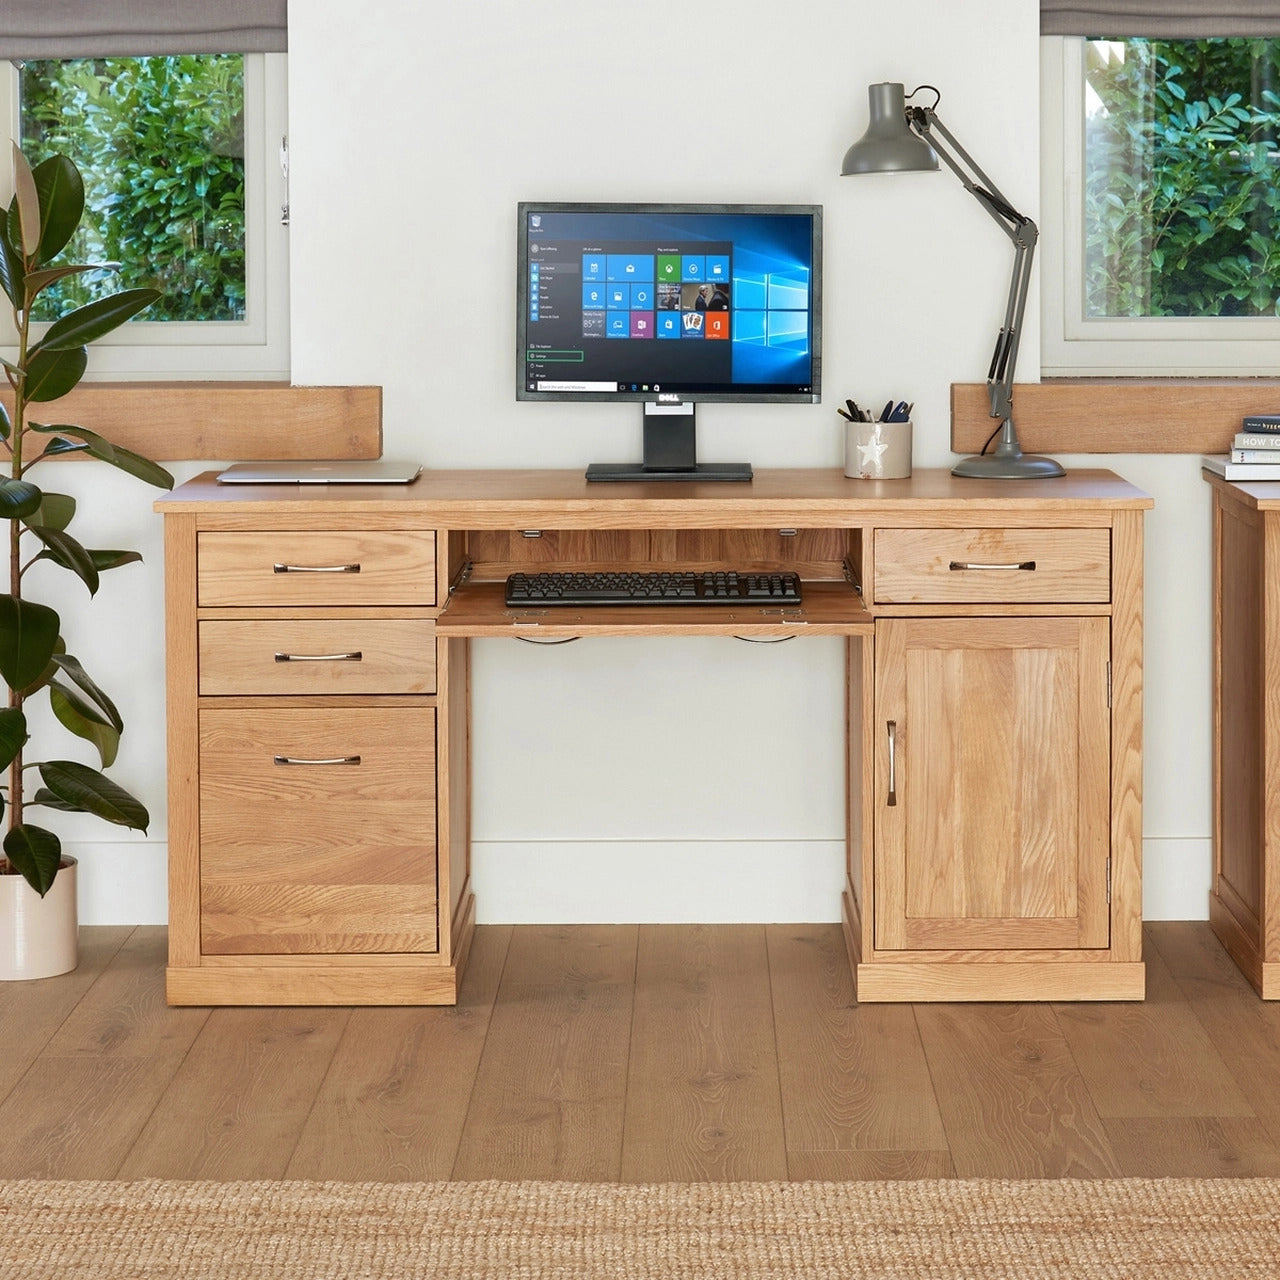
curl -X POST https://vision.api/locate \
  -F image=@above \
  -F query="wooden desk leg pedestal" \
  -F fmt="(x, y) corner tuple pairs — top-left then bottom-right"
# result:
(160, 506), (474, 1007)
(840, 507), (1148, 1003)
(1206, 476), (1280, 998)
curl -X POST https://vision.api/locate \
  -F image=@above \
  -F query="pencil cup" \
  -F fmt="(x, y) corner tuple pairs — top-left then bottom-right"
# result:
(845, 419), (912, 479)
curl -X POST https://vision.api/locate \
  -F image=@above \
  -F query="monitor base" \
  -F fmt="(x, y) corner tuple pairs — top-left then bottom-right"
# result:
(585, 462), (753, 483)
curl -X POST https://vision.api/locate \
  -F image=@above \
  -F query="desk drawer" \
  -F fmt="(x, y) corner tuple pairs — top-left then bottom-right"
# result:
(873, 528), (1110, 604)
(199, 619), (436, 694)
(197, 531), (436, 606)
(198, 705), (437, 955)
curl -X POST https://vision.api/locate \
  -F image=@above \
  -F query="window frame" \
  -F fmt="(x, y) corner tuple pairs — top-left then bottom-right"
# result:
(1, 51), (289, 380)
(1041, 35), (1280, 377)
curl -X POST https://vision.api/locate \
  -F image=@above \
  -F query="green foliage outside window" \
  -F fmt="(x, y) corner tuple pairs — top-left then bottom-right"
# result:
(18, 55), (246, 324)
(1085, 38), (1280, 318)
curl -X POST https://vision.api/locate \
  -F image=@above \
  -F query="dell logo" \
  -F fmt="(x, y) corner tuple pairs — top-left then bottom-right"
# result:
(658, 393), (682, 404)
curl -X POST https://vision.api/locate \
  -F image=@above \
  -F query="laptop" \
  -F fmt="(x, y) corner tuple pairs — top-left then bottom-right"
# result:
(216, 459), (423, 485)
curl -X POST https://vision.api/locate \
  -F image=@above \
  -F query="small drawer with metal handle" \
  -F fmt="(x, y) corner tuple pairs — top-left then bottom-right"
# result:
(872, 527), (1110, 604)
(197, 530), (436, 606)
(198, 619), (436, 694)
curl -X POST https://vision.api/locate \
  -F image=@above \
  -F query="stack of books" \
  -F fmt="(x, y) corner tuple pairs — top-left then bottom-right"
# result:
(1202, 416), (1280, 480)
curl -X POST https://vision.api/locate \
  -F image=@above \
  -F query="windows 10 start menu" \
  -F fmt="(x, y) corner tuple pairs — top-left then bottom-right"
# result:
(521, 205), (816, 400)
(526, 239), (734, 396)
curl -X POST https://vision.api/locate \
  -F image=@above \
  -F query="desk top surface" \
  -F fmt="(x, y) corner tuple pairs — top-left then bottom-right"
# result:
(158, 467), (1153, 522)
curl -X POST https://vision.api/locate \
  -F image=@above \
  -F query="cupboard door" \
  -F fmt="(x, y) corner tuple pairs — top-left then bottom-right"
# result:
(873, 616), (1110, 953)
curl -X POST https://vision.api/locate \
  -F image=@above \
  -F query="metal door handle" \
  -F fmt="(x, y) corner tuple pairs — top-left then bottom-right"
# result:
(886, 720), (897, 807)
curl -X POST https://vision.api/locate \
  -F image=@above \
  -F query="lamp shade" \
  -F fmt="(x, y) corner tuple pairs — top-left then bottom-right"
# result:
(841, 82), (938, 175)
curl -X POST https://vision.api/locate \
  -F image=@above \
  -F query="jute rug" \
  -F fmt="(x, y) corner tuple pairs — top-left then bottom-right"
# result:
(3, 1177), (1279, 1278)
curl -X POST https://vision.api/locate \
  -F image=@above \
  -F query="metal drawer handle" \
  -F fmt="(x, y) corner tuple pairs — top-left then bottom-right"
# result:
(948, 560), (1036, 572)
(273, 651), (363, 663)
(273, 562), (362, 574)
(886, 720), (897, 807)
(273, 755), (362, 766)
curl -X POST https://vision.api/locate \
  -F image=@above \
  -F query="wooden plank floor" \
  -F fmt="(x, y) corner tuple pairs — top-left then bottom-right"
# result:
(3, 921), (1280, 1182)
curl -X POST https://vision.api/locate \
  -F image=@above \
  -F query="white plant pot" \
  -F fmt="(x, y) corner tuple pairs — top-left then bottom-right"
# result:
(0, 857), (78, 981)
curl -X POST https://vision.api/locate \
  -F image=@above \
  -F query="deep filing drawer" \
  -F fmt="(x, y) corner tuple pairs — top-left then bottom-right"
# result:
(198, 619), (436, 695)
(197, 530), (436, 606)
(198, 705), (438, 956)
(873, 528), (1110, 604)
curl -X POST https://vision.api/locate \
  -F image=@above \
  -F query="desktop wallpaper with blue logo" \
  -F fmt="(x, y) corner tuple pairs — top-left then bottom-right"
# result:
(521, 207), (819, 398)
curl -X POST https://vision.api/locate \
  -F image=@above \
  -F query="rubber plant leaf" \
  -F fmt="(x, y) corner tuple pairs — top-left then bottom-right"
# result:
(49, 681), (119, 768)
(30, 153), (85, 265)
(25, 526), (100, 596)
(50, 653), (124, 732)
(0, 594), (61, 690)
(35, 288), (160, 352)
(29, 421), (116, 461)
(31, 492), (76, 533)
(37, 760), (149, 831)
(23, 345), (87, 402)
(31, 789), (76, 813)
(11, 144), (41, 258)
(94, 442), (174, 490)
(0, 222), (21, 309)
(0, 477), (44, 520)
(28, 422), (174, 488)
(23, 263), (99, 309)
(0, 705), (28, 773)
(87, 549), (144, 572)
(3, 823), (62, 897)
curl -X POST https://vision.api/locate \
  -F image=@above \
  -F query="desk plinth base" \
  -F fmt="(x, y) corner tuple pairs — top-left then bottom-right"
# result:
(1210, 890), (1280, 999)
(167, 894), (476, 1006)
(841, 891), (1145, 1003)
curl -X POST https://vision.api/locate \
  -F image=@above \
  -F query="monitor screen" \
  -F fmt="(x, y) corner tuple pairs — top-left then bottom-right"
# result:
(517, 202), (822, 406)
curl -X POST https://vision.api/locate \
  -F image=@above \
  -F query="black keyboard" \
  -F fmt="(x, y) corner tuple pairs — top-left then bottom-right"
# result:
(505, 569), (802, 607)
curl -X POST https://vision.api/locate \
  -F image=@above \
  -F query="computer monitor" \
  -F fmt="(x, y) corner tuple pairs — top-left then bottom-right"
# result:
(516, 202), (822, 481)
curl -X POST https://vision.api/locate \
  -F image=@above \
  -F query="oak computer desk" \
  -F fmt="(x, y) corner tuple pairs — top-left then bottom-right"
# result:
(157, 467), (1151, 1005)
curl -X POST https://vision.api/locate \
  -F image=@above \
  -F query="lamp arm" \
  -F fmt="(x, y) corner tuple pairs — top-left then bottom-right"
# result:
(908, 106), (1038, 424)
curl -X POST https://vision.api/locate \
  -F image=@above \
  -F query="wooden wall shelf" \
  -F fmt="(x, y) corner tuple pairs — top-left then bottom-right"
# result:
(1, 382), (381, 461)
(952, 380), (1280, 456)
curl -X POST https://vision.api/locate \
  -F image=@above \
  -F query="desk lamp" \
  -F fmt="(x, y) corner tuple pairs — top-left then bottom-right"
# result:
(841, 82), (1063, 479)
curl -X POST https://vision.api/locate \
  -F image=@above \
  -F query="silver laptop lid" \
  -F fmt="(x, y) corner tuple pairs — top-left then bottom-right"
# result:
(216, 460), (423, 484)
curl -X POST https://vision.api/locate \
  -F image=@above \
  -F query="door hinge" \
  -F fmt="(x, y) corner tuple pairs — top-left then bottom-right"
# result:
(1106, 855), (1112, 904)
(1106, 660), (1112, 710)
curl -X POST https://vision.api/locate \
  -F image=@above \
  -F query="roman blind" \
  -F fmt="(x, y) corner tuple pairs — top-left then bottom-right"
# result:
(0, 1), (287, 57)
(1042, 2), (1280, 35)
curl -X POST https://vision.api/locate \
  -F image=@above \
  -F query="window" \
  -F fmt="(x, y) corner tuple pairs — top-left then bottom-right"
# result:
(2, 51), (288, 378)
(1042, 35), (1280, 375)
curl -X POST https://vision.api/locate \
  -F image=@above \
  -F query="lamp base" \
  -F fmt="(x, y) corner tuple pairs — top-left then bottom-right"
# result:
(951, 452), (1066, 480)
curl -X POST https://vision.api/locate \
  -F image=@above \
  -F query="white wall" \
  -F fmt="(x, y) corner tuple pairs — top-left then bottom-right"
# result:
(69, 0), (1213, 924)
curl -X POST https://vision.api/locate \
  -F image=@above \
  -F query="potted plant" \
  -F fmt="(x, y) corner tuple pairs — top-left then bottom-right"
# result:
(1, 143), (173, 979)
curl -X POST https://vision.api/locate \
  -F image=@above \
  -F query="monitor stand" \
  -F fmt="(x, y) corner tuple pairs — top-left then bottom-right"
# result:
(585, 402), (752, 483)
